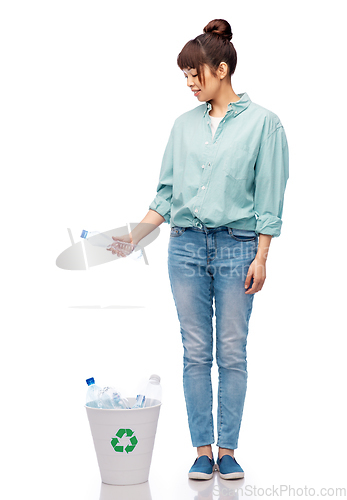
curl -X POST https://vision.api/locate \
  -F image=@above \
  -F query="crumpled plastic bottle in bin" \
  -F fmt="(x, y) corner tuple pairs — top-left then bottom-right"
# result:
(85, 378), (130, 409)
(99, 387), (130, 409)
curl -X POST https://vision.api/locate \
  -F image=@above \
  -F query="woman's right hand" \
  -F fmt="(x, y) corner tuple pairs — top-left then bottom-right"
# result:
(107, 234), (135, 258)
(106, 210), (165, 258)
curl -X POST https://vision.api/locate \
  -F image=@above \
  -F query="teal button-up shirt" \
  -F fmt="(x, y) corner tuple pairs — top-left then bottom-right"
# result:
(149, 92), (289, 237)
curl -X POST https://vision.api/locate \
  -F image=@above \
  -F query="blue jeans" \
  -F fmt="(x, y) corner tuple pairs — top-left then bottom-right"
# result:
(167, 225), (258, 450)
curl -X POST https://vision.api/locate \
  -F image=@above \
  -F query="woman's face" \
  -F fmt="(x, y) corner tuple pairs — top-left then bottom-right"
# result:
(183, 65), (221, 102)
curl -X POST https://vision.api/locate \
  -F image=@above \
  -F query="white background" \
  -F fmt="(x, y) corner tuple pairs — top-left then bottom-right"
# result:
(1, 1), (346, 499)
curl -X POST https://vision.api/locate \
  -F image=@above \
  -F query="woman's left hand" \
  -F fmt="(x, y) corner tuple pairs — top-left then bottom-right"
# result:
(244, 257), (267, 294)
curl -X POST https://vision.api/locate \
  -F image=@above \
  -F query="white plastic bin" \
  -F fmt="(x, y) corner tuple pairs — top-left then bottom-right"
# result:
(85, 398), (161, 485)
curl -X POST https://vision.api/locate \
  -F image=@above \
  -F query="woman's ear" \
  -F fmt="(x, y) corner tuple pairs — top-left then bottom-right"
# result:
(218, 62), (229, 80)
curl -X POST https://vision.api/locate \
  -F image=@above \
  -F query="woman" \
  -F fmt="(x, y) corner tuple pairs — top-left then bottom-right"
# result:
(109, 19), (289, 480)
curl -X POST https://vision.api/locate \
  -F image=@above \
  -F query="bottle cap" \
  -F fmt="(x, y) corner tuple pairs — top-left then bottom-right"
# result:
(149, 374), (161, 384)
(80, 230), (88, 239)
(86, 377), (95, 386)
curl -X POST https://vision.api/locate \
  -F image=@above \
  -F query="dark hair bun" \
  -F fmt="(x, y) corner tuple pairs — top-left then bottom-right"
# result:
(203, 19), (233, 41)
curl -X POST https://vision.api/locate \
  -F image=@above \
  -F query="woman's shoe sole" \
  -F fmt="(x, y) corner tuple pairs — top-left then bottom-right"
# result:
(188, 471), (214, 480)
(216, 464), (244, 480)
(219, 471), (244, 479)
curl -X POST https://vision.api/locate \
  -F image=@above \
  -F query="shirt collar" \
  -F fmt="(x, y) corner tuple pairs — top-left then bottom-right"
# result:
(204, 92), (251, 117)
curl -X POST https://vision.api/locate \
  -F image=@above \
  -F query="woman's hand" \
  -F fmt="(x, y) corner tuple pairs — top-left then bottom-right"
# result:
(106, 234), (134, 258)
(244, 256), (266, 294)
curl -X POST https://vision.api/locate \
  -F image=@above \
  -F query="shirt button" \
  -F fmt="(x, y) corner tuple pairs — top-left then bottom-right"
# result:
(205, 141), (209, 145)
(201, 165), (205, 168)
(194, 209), (198, 213)
(202, 186), (205, 190)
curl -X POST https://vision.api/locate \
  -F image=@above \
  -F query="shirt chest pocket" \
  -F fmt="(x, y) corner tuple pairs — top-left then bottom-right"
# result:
(221, 142), (258, 180)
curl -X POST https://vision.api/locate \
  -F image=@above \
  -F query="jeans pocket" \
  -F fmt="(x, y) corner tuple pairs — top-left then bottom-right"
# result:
(170, 226), (187, 237)
(228, 228), (257, 242)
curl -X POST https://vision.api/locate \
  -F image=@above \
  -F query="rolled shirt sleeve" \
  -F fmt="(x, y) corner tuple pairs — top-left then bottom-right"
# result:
(148, 127), (174, 223)
(254, 125), (289, 237)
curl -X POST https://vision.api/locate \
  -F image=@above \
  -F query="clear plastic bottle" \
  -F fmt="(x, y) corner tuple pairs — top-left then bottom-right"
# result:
(111, 390), (130, 409)
(80, 230), (113, 248)
(86, 377), (102, 408)
(80, 230), (142, 260)
(99, 387), (130, 409)
(132, 374), (162, 408)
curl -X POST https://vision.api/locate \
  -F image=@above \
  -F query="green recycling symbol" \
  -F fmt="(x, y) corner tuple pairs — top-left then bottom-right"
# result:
(111, 428), (138, 454)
